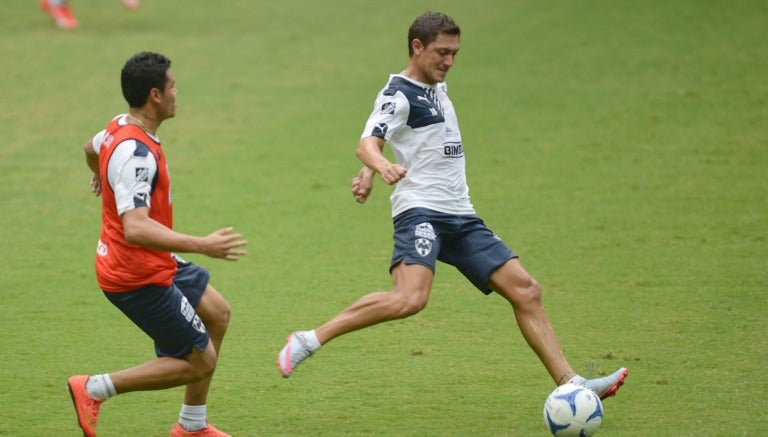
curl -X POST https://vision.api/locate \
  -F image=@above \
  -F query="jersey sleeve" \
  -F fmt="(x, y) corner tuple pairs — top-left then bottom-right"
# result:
(106, 139), (158, 216)
(92, 115), (125, 154)
(361, 90), (409, 141)
(91, 129), (107, 155)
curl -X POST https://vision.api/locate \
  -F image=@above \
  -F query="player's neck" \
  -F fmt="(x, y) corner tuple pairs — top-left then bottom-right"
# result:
(126, 110), (160, 135)
(401, 67), (436, 86)
(402, 70), (421, 83)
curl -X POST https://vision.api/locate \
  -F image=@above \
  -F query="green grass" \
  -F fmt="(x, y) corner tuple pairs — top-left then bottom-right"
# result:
(1, 0), (766, 435)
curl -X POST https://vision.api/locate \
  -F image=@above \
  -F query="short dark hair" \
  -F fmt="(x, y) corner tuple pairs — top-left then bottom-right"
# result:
(407, 12), (461, 57)
(121, 52), (172, 108)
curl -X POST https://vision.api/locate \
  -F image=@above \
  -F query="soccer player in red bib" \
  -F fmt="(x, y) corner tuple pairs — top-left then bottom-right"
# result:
(68, 52), (246, 437)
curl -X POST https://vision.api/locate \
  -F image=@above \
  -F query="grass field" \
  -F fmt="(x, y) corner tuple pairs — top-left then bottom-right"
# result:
(1, 1), (766, 435)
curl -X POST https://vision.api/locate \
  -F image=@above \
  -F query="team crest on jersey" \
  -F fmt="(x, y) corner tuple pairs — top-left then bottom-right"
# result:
(135, 167), (149, 182)
(414, 222), (436, 256)
(380, 101), (396, 115)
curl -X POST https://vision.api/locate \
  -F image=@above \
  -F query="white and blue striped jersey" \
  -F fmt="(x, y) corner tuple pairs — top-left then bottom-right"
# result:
(362, 74), (475, 217)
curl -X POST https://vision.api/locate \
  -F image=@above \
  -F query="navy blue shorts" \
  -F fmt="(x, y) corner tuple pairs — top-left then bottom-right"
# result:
(391, 208), (517, 294)
(104, 257), (211, 358)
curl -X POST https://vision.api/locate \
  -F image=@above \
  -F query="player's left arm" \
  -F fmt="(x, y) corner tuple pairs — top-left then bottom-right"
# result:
(121, 208), (246, 260)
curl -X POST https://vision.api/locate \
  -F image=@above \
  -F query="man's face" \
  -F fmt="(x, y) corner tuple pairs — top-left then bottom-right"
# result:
(159, 68), (177, 119)
(415, 33), (460, 84)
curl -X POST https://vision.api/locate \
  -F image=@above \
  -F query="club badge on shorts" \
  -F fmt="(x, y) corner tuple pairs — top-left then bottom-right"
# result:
(414, 222), (436, 256)
(180, 295), (207, 334)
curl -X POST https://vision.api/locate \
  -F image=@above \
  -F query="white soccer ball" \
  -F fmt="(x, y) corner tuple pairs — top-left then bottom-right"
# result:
(543, 383), (603, 436)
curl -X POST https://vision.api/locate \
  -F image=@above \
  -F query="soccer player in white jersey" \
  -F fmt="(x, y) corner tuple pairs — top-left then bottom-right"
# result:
(278, 11), (628, 400)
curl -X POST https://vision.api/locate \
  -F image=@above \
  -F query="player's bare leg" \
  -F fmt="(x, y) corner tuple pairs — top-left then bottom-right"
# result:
(317, 263), (433, 343)
(490, 258), (627, 398)
(489, 258), (575, 383)
(278, 263), (433, 377)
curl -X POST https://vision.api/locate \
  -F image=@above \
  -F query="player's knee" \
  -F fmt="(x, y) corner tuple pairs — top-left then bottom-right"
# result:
(187, 344), (218, 381)
(216, 300), (231, 332)
(205, 298), (231, 336)
(505, 276), (542, 309)
(399, 299), (427, 318)
(193, 352), (217, 381)
(392, 291), (428, 318)
(193, 365), (215, 382)
(517, 278), (542, 307)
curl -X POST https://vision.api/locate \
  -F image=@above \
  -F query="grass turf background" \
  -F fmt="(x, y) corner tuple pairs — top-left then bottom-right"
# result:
(1, 0), (766, 435)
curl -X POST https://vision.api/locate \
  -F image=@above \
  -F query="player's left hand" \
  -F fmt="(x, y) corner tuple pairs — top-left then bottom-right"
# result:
(202, 226), (247, 261)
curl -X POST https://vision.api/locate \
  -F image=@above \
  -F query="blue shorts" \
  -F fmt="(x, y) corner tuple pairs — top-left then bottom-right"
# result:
(391, 208), (517, 295)
(104, 257), (211, 358)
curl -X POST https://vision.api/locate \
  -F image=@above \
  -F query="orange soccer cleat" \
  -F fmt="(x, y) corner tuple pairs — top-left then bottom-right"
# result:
(40, 0), (79, 29)
(67, 375), (103, 437)
(170, 422), (232, 437)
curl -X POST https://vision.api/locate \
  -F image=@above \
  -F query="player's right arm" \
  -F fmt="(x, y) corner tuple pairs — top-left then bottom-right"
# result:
(84, 135), (102, 196)
(356, 135), (407, 185)
(121, 209), (247, 261)
(352, 136), (406, 203)
(357, 83), (409, 186)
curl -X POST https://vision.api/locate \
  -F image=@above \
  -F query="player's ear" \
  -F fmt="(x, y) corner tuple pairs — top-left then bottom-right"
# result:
(148, 87), (162, 103)
(411, 39), (425, 56)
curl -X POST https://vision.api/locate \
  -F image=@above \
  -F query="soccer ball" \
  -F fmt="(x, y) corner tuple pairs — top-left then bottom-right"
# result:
(543, 383), (603, 436)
